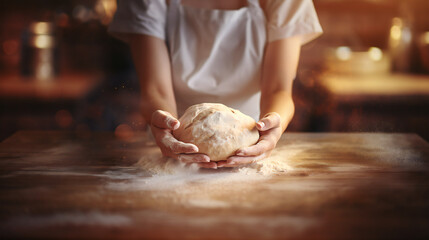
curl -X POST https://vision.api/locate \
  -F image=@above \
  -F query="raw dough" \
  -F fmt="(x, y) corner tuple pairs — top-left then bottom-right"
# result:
(173, 103), (259, 161)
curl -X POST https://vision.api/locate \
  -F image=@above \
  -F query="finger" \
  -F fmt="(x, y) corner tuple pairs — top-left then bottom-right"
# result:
(215, 160), (227, 167)
(161, 133), (198, 154)
(197, 162), (218, 169)
(178, 154), (210, 163)
(151, 110), (180, 130)
(257, 112), (281, 131)
(235, 139), (273, 156)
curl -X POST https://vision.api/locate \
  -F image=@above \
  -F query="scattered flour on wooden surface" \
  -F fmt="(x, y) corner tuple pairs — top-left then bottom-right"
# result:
(104, 145), (299, 193)
(135, 144), (297, 177)
(238, 153), (294, 176)
(136, 155), (200, 175)
(135, 150), (295, 178)
(103, 149), (298, 209)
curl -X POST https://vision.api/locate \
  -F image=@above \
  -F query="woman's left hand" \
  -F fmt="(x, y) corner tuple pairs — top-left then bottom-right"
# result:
(217, 112), (283, 168)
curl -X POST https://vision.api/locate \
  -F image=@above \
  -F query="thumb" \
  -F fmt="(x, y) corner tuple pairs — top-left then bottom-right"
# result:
(151, 110), (180, 130)
(256, 112), (281, 131)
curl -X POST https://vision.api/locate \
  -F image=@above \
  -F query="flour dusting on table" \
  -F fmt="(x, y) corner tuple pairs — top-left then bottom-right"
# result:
(135, 147), (294, 177)
(105, 146), (298, 194)
(103, 141), (322, 210)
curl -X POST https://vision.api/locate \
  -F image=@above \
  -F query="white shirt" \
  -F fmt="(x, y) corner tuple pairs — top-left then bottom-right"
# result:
(109, 0), (322, 120)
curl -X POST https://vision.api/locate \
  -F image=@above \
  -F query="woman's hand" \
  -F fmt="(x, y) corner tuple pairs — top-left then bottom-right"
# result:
(216, 36), (302, 168)
(217, 112), (283, 168)
(151, 110), (217, 169)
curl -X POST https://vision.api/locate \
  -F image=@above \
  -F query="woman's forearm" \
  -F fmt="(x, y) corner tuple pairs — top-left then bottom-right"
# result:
(139, 80), (177, 122)
(260, 90), (294, 132)
(129, 34), (178, 123)
(260, 35), (301, 132)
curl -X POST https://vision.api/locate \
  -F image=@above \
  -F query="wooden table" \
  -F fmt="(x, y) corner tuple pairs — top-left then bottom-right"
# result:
(0, 131), (428, 239)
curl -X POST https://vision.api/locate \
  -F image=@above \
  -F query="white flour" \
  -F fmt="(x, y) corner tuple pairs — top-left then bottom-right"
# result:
(103, 146), (298, 196)
(135, 142), (297, 177)
(135, 147), (295, 177)
(103, 151), (295, 210)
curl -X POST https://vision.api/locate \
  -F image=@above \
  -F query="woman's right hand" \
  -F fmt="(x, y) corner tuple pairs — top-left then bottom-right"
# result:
(150, 110), (217, 169)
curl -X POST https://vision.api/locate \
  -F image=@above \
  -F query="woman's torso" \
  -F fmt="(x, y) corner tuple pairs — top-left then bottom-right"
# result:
(166, 0), (267, 120)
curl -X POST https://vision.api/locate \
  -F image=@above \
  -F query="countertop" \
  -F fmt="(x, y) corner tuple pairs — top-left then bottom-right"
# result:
(0, 131), (428, 239)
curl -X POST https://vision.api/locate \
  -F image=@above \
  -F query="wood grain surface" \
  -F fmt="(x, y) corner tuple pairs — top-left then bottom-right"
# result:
(0, 131), (428, 239)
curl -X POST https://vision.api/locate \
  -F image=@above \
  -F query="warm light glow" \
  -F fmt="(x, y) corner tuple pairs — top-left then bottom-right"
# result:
(392, 17), (403, 28)
(101, 0), (117, 17)
(94, 0), (117, 25)
(390, 25), (402, 41)
(420, 32), (429, 45)
(336, 46), (352, 61)
(368, 47), (383, 61)
(388, 17), (412, 49)
(36, 63), (53, 80)
(32, 22), (52, 34)
(402, 28), (412, 42)
(33, 35), (54, 48)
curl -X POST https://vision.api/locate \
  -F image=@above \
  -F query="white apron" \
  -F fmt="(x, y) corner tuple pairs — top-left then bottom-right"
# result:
(167, 0), (266, 120)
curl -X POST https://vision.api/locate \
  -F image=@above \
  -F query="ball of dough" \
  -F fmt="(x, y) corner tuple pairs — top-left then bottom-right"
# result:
(173, 103), (259, 161)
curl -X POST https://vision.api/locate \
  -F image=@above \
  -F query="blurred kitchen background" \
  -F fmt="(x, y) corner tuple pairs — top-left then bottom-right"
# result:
(0, 0), (428, 142)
